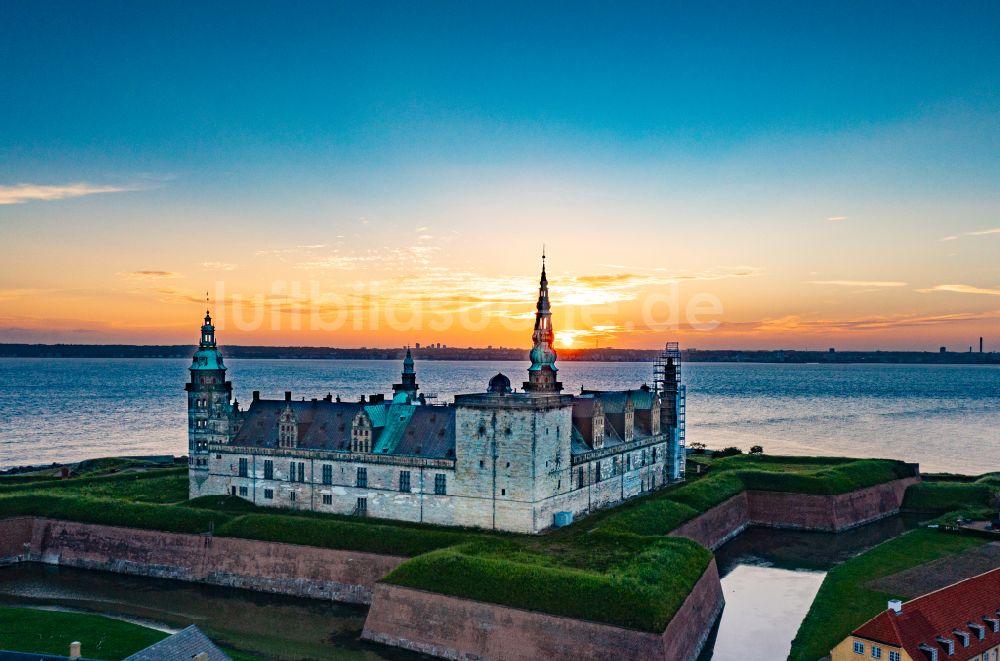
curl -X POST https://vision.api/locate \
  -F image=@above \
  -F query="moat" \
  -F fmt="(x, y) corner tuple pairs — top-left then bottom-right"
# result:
(0, 515), (919, 661)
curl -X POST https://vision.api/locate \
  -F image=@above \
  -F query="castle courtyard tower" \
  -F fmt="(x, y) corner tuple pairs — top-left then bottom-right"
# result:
(391, 347), (419, 402)
(523, 253), (562, 394)
(185, 310), (234, 498)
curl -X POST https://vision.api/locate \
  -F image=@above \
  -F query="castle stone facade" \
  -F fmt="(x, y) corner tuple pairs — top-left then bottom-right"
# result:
(188, 259), (685, 533)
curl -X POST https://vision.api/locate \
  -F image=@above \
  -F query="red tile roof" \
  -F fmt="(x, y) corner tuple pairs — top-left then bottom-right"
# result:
(853, 567), (1000, 660)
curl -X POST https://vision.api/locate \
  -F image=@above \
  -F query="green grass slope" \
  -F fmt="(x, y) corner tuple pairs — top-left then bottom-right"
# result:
(788, 529), (989, 661)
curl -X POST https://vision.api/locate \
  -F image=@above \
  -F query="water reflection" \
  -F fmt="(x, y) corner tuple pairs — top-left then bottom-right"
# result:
(700, 515), (921, 660)
(0, 563), (426, 661)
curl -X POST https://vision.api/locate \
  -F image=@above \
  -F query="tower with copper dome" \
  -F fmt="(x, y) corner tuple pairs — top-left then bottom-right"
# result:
(185, 309), (236, 497)
(523, 252), (562, 394)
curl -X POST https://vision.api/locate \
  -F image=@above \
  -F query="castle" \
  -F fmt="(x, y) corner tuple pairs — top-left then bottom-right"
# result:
(187, 259), (686, 533)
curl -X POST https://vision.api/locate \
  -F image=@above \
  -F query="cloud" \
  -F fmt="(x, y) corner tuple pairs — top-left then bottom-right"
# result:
(201, 262), (238, 271)
(119, 270), (182, 280)
(918, 284), (1000, 297)
(807, 280), (907, 288)
(941, 227), (1000, 241)
(826, 216), (848, 222)
(712, 309), (1000, 336)
(0, 182), (137, 205)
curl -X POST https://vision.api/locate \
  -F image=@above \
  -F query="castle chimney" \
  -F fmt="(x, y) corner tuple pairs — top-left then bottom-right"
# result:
(888, 599), (902, 614)
(284, 391), (292, 401)
(252, 390), (260, 401)
(69, 642), (81, 660)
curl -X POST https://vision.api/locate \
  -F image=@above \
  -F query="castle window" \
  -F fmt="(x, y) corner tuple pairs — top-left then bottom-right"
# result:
(356, 497), (367, 514)
(399, 471), (411, 492)
(298, 462), (305, 482)
(871, 646), (882, 659)
(626, 454), (631, 471)
(652, 447), (657, 464)
(595, 462), (602, 482)
(853, 641), (864, 655)
(322, 494), (332, 505)
(434, 473), (446, 495)
(238, 458), (248, 477)
(322, 464), (332, 485)
(501, 488), (505, 496)
(238, 486), (248, 497)
(264, 488), (273, 500)
(290, 491), (296, 502)
(356, 467), (367, 488)
(263, 459), (273, 480)
(578, 467), (584, 488)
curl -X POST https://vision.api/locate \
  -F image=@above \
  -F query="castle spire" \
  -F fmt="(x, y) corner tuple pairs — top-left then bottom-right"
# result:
(523, 252), (562, 394)
(392, 346), (419, 402)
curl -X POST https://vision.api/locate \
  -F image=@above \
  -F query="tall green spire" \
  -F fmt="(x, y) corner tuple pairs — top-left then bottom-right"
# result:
(523, 251), (562, 393)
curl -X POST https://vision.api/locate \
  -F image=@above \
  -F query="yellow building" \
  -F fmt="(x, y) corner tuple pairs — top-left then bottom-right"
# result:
(832, 568), (1000, 661)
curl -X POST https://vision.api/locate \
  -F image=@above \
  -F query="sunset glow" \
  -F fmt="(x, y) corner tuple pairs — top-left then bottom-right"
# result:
(1, 3), (998, 351)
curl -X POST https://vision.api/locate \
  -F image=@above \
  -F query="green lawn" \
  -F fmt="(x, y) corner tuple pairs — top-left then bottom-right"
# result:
(0, 606), (166, 660)
(787, 529), (989, 661)
(0, 606), (262, 661)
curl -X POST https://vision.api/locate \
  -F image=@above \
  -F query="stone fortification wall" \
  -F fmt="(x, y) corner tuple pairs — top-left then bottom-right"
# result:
(361, 558), (724, 661)
(0, 517), (405, 604)
(669, 476), (919, 549)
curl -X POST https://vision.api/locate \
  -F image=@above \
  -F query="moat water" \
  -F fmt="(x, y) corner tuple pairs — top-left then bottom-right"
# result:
(0, 516), (920, 661)
(3, 358), (999, 473)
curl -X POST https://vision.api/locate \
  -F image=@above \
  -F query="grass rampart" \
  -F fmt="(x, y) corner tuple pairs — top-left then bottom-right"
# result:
(788, 529), (988, 661)
(0, 455), (918, 634)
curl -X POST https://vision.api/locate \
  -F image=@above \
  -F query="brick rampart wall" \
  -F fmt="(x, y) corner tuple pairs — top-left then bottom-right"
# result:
(669, 476), (919, 549)
(0, 517), (405, 604)
(361, 558), (724, 661)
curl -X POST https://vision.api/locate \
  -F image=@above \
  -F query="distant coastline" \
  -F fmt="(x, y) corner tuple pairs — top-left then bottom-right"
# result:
(1, 344), (997, 364)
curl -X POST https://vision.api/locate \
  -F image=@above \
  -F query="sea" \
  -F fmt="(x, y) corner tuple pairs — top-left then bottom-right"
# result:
(1, 358), (998, 474)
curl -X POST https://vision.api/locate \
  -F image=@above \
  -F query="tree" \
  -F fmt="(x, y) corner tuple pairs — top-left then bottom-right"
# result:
(688, 441), (707, 455)
(716, 446), (743, 457)
(749, 445), (764, 455)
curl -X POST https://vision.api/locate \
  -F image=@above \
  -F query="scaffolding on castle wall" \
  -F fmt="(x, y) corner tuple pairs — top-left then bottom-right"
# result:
(653, 341), (686, 453)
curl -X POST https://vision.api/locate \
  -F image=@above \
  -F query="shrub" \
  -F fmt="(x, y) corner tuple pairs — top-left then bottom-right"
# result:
(749, 445), (764, 455)
(715, 446), (743, 457)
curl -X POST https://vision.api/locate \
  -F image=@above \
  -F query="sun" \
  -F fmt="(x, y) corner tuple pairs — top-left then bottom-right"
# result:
(555, 330), (576, 348)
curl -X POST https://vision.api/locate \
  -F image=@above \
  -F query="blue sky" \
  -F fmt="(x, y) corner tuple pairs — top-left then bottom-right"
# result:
(1, 1), (999, 348)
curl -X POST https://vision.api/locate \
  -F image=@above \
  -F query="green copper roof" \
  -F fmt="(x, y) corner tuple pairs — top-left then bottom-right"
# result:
(190, 348), (225, 371)
(373, 402), (416, 454)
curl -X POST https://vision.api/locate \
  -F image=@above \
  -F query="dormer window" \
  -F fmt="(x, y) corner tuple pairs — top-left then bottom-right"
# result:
(651, 395), (661, 435)
(351, 410), (373, 453)
(278, 405), (298, 448)
(624, 398), (635, 442)
(592, 400), (605, 449)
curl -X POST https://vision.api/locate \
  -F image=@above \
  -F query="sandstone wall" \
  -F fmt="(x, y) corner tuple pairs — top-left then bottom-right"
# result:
(1, 517), (405, 604)
(361, 558), (724, 661)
